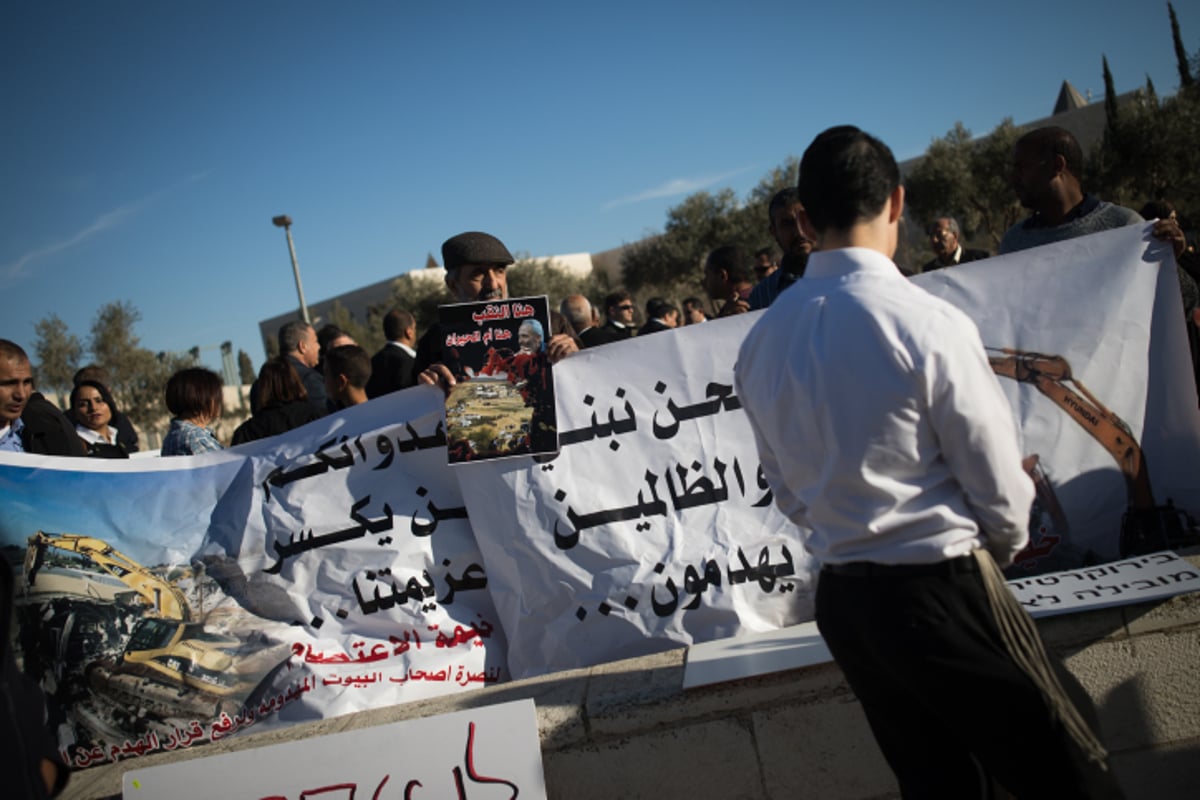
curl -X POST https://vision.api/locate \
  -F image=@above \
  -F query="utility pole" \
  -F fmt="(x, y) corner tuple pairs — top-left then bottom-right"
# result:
(272, 214), (311, 325)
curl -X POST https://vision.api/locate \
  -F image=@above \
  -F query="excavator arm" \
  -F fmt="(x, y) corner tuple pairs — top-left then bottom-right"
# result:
(987, 348), (1197, 556)
(25, 532), (190, 622)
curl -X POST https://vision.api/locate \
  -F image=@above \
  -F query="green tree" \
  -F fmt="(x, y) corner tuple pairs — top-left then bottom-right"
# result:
(905, 119), (1024, 250)
(325, 301), (383, 354)
(32, 314), (83, 403)
(237, 349), (256, 385)
(88, 301), (184, 431)
(1171, 2), (1194, 88)
(506, 256), (610, 316)
(387, 272), (454, 341)
(619, 160), (795, 301)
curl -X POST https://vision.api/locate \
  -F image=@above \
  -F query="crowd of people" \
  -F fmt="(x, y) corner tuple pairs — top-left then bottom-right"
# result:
(0, 124), (1194, 463)
(1, 122), (1197, 796)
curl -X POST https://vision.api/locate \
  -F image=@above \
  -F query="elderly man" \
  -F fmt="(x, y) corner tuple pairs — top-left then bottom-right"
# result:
(276, 320), (328, 416)
(0, 339), (84, 455)
(560, 294), (613, 348)
(749, 187), (815, 309)
(923, 216), (990, 271)
(736, 126), (1121, 798)
(417, 232), (578, 391)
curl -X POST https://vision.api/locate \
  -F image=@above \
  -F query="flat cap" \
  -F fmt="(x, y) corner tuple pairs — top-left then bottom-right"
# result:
(441, 231), (515, 271)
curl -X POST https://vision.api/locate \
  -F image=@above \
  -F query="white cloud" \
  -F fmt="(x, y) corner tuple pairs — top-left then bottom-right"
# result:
(603, 166), (754, 210)
(0, 171), (210, 288)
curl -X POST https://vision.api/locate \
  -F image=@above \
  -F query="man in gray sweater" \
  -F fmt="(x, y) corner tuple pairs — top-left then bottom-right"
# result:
(1000, 126), (1185, 256)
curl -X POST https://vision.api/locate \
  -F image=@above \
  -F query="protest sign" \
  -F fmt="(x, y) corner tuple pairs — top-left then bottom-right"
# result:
(2, 223), (1197, 765)
(122, 698), (545, 799)
(1, 388), (508, 770)
(465, 223), (1200, 679)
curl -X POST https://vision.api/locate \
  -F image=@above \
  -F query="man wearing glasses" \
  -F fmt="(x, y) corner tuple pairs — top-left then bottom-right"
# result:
(752, 248), (778, 282)
(600, 291), (638, 342)
(923, 216), (990, 272)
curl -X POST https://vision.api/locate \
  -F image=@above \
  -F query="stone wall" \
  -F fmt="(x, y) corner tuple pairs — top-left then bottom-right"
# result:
(59, 554), (1200, 800)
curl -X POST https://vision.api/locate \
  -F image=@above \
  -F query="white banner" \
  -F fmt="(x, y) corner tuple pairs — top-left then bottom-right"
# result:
(2, 389), (508, 770)
(464, 222), (1200, 679)
(3, 223), (1197, 766)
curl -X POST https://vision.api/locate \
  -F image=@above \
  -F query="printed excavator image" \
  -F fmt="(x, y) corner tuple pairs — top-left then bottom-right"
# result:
(21, 531), (286, 729)
(987, 348), (1199, 563)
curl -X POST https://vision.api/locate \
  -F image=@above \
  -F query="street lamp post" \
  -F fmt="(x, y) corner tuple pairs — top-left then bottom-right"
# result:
(271, 214), (311, 325)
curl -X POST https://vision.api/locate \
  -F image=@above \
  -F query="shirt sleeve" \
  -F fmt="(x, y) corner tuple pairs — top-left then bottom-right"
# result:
(921, 311), (1034, 566)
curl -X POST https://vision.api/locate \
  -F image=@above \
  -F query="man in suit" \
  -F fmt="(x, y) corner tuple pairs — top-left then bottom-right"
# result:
(365, 308), (418, 399)
(560, 295), (614, 348)
(601, 290), (637, 340)
(923, 216), (989, 272)
(637, 298), (679, 335)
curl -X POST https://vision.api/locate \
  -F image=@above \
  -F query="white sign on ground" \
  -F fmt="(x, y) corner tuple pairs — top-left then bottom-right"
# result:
(122, 698), (544, 799)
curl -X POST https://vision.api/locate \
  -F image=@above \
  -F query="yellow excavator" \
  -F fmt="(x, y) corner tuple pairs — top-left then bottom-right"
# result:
(988, 349), (1199, 558)
(24, 532), (265, 719)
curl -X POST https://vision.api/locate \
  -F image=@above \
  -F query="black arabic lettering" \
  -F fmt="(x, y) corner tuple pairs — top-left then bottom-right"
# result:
(264, 496), (394, 574)
(553, 470), (667, 550)
(652, 382), (742, 439)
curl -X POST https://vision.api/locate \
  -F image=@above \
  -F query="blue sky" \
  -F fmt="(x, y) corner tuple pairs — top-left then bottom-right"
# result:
(2, 1), (1192, 376)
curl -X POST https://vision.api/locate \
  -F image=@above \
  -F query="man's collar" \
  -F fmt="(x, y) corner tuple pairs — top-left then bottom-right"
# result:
(804, 247), (902, 279)
(1026, 193), (1100, 230)
(0, 417), (26, 451)
(388, 341), (416, 357)
(940, 243), (964, 265)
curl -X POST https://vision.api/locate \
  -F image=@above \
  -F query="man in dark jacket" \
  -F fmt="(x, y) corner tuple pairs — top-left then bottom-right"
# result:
(366, 308), (418, 398)
(923, 216), (989, 272)
(0, 340), (84, 457)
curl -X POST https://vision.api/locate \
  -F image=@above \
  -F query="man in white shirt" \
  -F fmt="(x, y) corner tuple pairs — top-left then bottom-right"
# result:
(735, 126), (1121, 798)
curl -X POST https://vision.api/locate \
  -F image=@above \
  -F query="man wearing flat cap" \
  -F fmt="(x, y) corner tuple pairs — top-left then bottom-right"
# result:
(416, 231), (580, 391)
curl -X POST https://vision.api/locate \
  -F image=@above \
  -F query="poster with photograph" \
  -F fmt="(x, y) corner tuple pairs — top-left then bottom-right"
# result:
(438, 295), (559, 463)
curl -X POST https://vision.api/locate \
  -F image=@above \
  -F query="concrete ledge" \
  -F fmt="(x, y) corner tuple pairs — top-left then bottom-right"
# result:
(59, 556), (1200, 800)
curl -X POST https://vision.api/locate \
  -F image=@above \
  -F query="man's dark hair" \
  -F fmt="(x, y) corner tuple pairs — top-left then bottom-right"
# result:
(768, 187), (800, 219)
(798, 125), (899, 233)
(754, 246), (774, 261)
(682, 296), (703, 310)
(605, 290), (632, 311)
(317, 324), (347, 355)
(646, 297), (677, 320)
(0, 339), (29, 364)
(1018, 126), (1083, 180)
(324, 345), (371, 389)
(278, 321), (311, 355)
(706, 246), (753, 284)
(166, 367), (223, 420)
(383, 308), (415, 341)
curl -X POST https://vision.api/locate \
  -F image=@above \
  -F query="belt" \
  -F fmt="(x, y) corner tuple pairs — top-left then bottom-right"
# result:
(820, 554), (979, 578)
